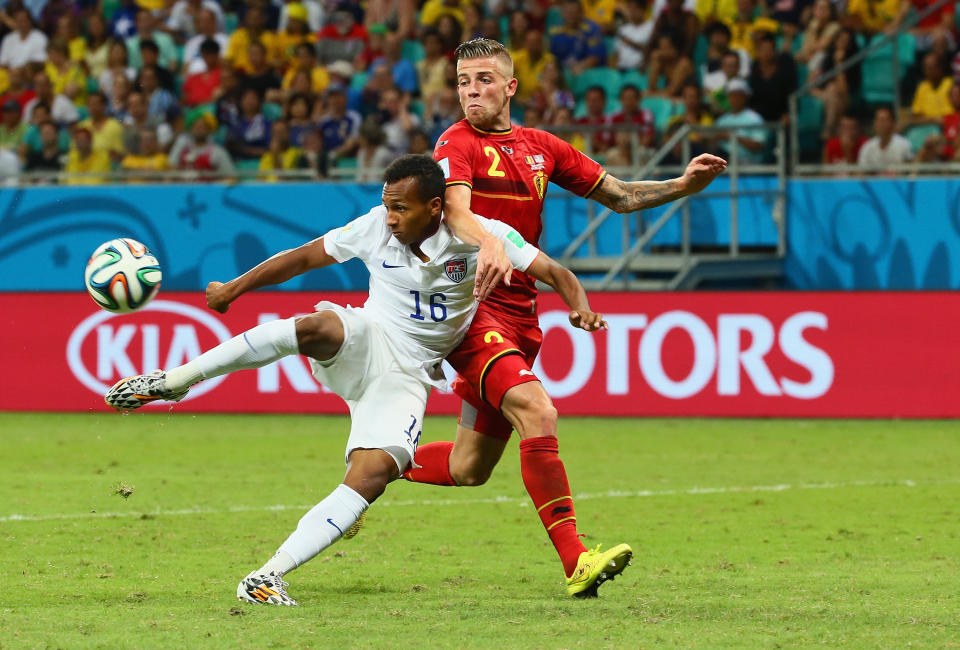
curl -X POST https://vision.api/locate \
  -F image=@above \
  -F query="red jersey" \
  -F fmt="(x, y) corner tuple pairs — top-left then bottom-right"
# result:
(824, 136), (866, 164)
(434, 119), (605, 318)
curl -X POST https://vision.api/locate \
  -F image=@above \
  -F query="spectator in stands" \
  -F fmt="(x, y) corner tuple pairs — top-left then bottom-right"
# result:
(120, 127), (168, 176)
(19, 102), (70, 159)
(39, 0), (79, 36)
(552, 105), (588, 152)
(77, 91), (124, 161)
(44, 40), (87, 106)
(704, 50), (745, 114)
(715, 79), (766, 163)
(523, 107), (545, 127)
(607, 85), (657, 164)
(110, 74), (133, 119)
(259, 120), (303, 179)
(726, 0), (780, 58)
(83, 13), (112, 80)
(240, 41), (282, 103)
(286, 92), (319, 147)
(226, 87), (272, 161)
(0, 67), (36, 113)
(476, 11), (502, 43)
(843, 0), (901, 36)
(182, 39), (222, 107)
(424, 86), (462, 144)
(24, 71), (78, 127)
(281, 42), (329, 97)
(126, 10), (178, 71)
(54, 14), (84, 63)
(702, 21), (749, 81)
(297, 127), (328, 178)
(354, 115), (394, 182)
(614, 0), (655, 70)
(549, 0), (606, 75)
(226, 5), (280, 72)
(407, 128), (432, 155)
(360, 63), (396, 118)
(165, 0), (224, 44)
(123, 90), (174, 152)
(417, 29), (452, 102)
(183, 8), (229, 74)
(583, 0), (619, 35)
(139, 40), (176, 92)
(139, 66), (177, 121)
(275, 3), (315, 60)
(99, 39), (135, 105)
(434, 14), (464, 58)
(812, 27), (861, 138)
(420, 0), (467, 28)
(0, 100), (26, 151)
(378, 87), (421, 154)
(214, 66), (243, 129)
(858, 105), (912, 169)
(358, 24), (388, 71)
(364, 0), (417, 40)
(0, 7), (47, 69)
(794, 0), (839, 74)
(695, 0), (738, 24)
(768, 0), (807, 36)
(511, 30), (553, 106)
(667, 81), (715, 153)
(576, 86), (615, 155)
(527, 58), (575, 123)
(940, 84), (960, 157)
(646, 29), (696, 98)
(109, 0), (139, 39)
(908, 52), (954, 124)
(65, 127), (110, 185)
(505, 9), (530, 49)
(24, 120), (64, 175)
(316, 4), (368, 65)
(649, 0), (701, 58)
(748, 31), (797, 123)
(904, 0), (954, 52)
(284, 0), (327, 33)
(171, 111), (235, 175)
(370, 31), (418, 95)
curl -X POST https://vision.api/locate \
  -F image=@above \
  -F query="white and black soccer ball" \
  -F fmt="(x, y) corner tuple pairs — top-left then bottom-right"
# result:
(84, 238), (162, 313)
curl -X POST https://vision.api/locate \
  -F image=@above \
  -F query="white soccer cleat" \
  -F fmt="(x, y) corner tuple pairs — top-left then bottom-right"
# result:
(104, 370), (189, 411)
(237, 570), (299, 606)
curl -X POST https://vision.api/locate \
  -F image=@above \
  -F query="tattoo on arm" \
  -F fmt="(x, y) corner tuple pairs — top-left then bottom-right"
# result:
(590, 175), (684, 214)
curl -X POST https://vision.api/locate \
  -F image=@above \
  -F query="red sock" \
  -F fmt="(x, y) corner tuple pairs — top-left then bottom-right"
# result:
(403, 441), (456, 486)
(519, 436), (587, 577)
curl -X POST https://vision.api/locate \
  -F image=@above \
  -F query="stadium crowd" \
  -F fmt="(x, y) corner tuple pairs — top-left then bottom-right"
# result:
(0, 0), (955, 183)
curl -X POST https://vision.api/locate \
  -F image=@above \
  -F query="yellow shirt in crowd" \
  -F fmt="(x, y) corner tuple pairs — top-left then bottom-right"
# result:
(77, 117), (125, 156)
(66, 149), (111, 184)
(912, 77), (954, 119)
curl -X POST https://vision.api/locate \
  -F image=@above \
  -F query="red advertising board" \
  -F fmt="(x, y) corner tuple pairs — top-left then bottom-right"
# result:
(1, 291), (957, 417)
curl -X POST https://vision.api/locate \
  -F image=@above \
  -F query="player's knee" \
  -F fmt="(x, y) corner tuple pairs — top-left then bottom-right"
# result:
(449, 461), (492, 486)
(509, 390), (558, 438)
(295, 312), (342, 359)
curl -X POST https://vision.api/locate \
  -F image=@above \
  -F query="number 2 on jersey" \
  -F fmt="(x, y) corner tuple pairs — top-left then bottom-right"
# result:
(483, 146), (506, 177)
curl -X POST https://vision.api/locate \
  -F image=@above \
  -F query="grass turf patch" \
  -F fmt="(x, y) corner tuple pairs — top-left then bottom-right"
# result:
(1, 413), (958, 648)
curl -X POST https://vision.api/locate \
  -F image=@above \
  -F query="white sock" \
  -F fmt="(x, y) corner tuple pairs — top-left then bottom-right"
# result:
(273, 484), (369, 570)
(165, 318), (299, 391)
(259, 549), (297, 576)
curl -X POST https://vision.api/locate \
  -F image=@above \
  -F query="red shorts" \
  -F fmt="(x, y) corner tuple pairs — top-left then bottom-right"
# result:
(445, 305), (543, 440)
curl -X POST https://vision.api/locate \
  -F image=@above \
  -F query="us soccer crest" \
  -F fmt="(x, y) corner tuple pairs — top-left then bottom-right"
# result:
(533, 171), (547, 199)
(444, 258), (467, 283)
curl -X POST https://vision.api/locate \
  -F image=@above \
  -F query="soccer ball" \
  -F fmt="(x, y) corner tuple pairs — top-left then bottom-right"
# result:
(84, 238), (162, 313)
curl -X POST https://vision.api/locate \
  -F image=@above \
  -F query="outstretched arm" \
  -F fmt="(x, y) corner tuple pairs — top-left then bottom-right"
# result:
(443, 184), (513, 300)
(206, 237), (337, 313)
(525, 252), (606, 332)
(589, 153), (727, 214)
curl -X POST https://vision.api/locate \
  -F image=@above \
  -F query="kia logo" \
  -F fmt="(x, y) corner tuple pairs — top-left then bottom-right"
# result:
(66, 300), (232, 402)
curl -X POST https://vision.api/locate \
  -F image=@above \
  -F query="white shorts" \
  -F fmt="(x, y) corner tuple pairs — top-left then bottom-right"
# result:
(308, 301), (428, 472)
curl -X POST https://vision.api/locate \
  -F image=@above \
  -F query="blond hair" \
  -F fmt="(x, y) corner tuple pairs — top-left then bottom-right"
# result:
(455, 38), (514, 78)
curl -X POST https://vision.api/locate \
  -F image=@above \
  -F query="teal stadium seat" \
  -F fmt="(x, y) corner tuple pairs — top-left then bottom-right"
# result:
(262, 102), (283, 121)
(639, 96), (677, 135)
(572, 67), (622, 100)
(401, 40), (425, 63)
(224, 12), (238, 34)
(904, 124), (941, 151)
(797, 94), (824, 157)
(862, 33), (915, 104)
(620, 69), (647, 92)
(350, 72), (368, 91)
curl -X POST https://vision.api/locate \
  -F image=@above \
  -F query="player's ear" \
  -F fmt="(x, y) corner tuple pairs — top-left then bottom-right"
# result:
(505, 77), (518, 99)
(429, 195), (442, 217)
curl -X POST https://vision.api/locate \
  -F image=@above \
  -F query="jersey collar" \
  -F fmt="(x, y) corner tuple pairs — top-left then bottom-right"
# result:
(468, 120), (514, 137)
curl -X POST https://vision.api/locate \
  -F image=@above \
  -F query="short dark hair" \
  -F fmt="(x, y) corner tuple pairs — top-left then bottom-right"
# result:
(585, 85), (606, 98)
(200, 38), (220, 55)
(705, 21), (731, 40)
(755, 31), (776, 47)
(140, 38), (159, 53)
(620, 84), (640, 97)
(383, 154), (446, 204)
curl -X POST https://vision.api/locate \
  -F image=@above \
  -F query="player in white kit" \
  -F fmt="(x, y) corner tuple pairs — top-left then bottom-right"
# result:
(104, 155), (608, 606)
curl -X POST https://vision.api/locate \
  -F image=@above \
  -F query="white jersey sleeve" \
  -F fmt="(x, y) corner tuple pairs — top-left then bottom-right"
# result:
(322, 206), (388, 263)
(474, 215), (540, 272)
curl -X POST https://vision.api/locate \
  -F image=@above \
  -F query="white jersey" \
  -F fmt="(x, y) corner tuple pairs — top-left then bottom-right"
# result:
(322, 206), (540, 387)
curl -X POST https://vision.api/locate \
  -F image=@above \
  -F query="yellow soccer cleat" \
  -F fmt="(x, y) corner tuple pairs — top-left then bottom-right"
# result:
(343, 511), (366, 540)
(565, 543), (633, 598)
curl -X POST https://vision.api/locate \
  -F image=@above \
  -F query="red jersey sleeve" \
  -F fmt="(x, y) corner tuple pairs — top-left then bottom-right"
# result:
(433, 122), (477, 189)
(541, 130), (607, 198)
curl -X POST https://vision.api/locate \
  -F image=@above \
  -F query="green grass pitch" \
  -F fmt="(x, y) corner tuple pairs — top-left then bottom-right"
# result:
(2, 413), (958, 648)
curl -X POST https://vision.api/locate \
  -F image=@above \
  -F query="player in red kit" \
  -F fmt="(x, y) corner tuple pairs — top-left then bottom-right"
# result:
(404, 38), (727, 597)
